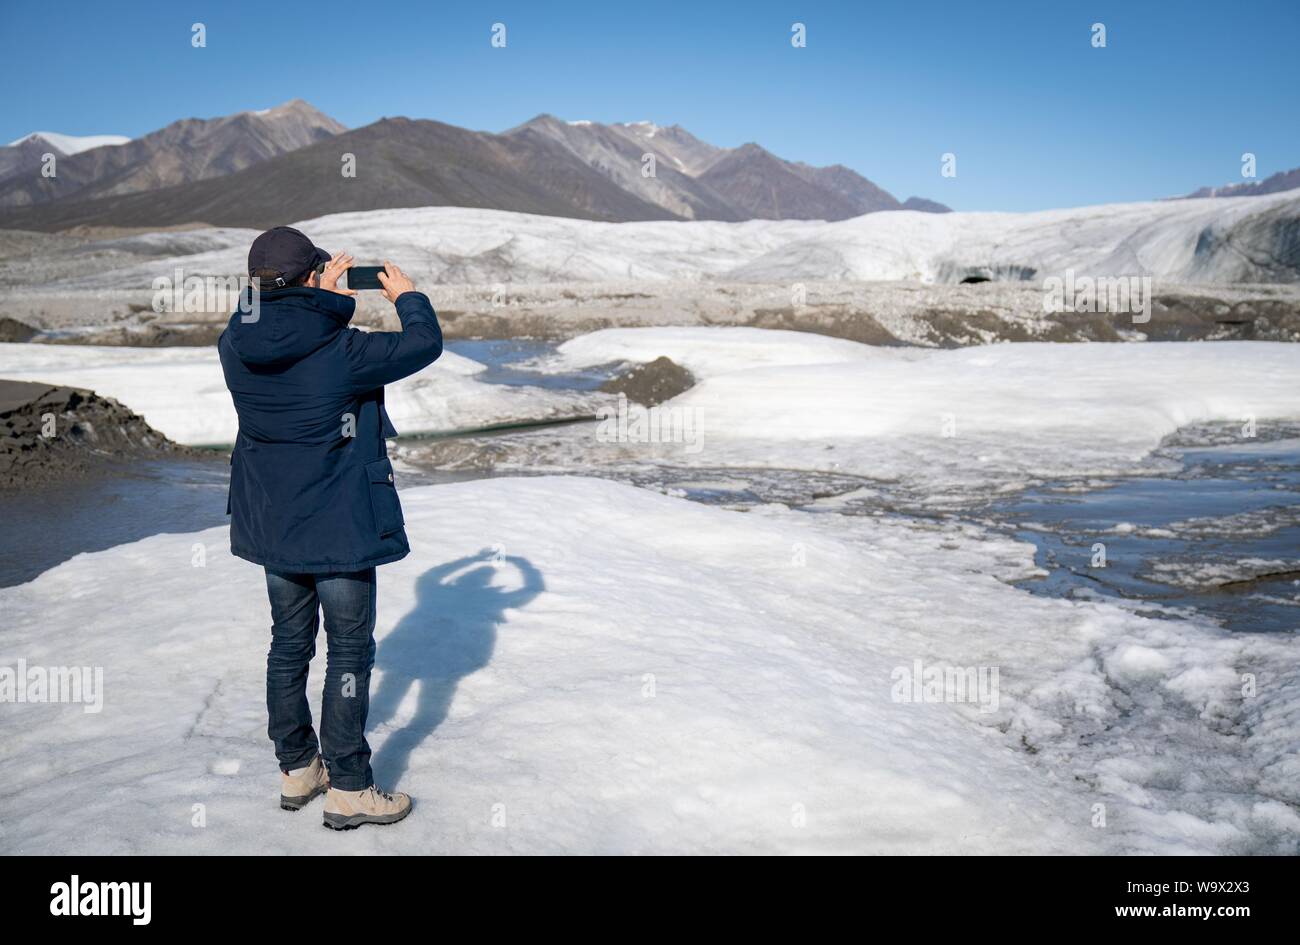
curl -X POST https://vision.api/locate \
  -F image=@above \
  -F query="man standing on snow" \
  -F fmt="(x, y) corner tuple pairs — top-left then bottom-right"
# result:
(219, 226), (442, 829)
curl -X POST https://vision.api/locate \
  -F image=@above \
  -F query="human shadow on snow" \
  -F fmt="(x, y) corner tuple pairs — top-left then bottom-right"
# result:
(369, 548), (544, 786)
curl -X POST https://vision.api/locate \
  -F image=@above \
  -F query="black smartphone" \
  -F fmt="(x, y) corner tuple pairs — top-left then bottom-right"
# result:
(346, 266), (385, 290)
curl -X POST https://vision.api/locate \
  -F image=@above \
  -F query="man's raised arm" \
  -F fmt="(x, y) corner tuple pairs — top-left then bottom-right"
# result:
(342, 261), (443, 391)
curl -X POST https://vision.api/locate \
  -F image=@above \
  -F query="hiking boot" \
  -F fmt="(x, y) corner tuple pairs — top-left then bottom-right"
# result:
(279, 755), (329, 811)
(322, 785), (412, 830)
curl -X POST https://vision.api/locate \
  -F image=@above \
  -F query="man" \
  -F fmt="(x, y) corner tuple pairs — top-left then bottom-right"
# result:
(218, 226), (442, 830)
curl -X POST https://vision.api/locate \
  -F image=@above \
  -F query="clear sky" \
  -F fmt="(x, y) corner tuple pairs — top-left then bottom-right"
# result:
(2, 0), (1296, 211)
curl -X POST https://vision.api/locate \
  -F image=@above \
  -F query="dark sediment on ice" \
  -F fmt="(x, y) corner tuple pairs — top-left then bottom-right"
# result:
(35, 322), (225, 347)
(5, 280), (1300, 347)
(0, 380), (195, 489)
(0, 316), (39, 342)
(599, 356), (695, 406)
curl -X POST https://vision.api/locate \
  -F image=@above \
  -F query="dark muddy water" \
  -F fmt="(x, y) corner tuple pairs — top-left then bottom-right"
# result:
(0, 454), (231, 586)
(444, 339), (617, 390)
(991, 435), (1300, 632)
(6, 435), (1297, 635)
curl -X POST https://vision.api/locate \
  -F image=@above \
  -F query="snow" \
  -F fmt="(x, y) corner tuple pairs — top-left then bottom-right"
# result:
(772, 190), (1300, 285)
(3, 326), (1298, 853)
(550, 326), (884, 377)
(322, 189), (1300, 285)
(621, 120), (660, 136)
(3, 475), (1295, 854)
(8, 331), (1294, 497)
(6, 131), (130, 154)
(12, 323), (1284, 497)
(661, 339), (1300, 490)
(476, 330), (1300, 501)
(42, 187), (1299, 291)
(0, 343), (595, 446)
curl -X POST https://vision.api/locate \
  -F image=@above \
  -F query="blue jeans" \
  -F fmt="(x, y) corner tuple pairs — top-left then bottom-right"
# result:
(264, 568), (377, 791)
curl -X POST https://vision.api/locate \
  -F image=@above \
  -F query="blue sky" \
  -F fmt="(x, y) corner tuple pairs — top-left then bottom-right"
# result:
(1, 0), (1296, 211)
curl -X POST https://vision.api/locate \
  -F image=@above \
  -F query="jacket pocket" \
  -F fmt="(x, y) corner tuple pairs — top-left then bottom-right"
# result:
(364, 457), (405, 537)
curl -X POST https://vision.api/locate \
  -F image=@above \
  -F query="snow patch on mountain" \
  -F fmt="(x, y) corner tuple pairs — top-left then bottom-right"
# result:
(6, 132), (130, 154)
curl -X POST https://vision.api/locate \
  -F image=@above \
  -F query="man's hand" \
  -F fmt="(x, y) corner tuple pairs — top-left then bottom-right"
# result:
(319, 251), (355, 296)
(377, 260), (416, 304)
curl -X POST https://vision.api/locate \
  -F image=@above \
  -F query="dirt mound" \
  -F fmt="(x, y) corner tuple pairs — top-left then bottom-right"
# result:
(0, 316), (38, 343)
(0, 380), (193, 489)
(599, 356), (696, 406)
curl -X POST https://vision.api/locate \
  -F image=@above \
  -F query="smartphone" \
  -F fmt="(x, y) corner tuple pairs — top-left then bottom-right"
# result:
(346, 266), (385, 290)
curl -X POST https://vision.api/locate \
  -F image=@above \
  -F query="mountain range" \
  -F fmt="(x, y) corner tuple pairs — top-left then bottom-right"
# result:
(0, 102), (951, 231)
(0, 131), (132, 186)
(503, 115), (942, 220)
(6, 101), (1297, 234)
(0, 101), (345, 210)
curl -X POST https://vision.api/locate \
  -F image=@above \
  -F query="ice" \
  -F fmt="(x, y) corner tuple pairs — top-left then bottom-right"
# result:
(666, 339), (1300, 490)
(302, 191), (1300, 287)
(550, 326), (885, 377)
(440, 332), (1300, 502)
(726, 191), (1300, 285)
(1144, 557), (1300, 590)
(0, 342), (594, 446)
(37, 188), (1300, 291)
(4, 324), (1299, 854)
(1, 476), (1296, 854)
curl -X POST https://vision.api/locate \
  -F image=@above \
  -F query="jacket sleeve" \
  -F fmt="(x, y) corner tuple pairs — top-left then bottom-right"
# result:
(342, 291), (443, 392)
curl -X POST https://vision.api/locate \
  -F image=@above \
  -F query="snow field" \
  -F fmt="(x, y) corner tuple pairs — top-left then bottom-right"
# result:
(5, 477), (1296, 854)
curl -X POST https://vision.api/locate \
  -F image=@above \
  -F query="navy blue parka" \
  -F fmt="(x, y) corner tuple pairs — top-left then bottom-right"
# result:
(218, 286), (442, 573)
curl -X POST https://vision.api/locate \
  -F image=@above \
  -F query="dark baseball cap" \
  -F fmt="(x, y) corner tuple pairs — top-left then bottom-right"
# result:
(247, 226), (330, 287)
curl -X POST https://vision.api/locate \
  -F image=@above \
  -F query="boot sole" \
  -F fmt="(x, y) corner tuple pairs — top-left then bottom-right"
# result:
(322, 806), (412, 830)
(280, 783), (328, 811)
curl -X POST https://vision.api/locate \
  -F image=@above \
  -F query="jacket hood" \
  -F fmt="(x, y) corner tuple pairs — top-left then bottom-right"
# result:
(224, 287), (356, 367)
